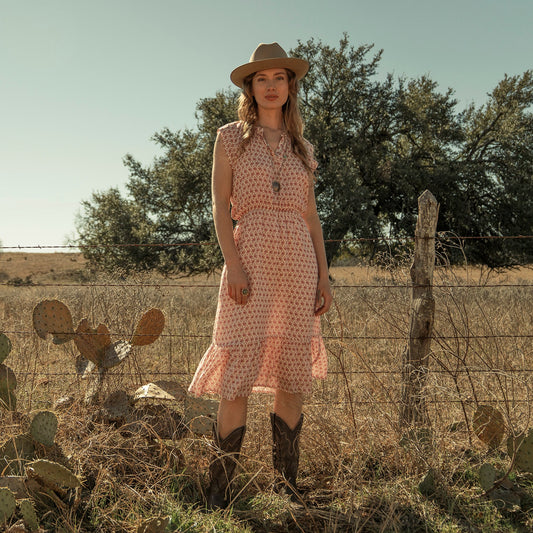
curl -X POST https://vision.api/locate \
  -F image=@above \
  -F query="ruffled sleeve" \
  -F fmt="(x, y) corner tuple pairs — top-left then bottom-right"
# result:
(304, 139), (318, 172)
(217, 121), (243, 170)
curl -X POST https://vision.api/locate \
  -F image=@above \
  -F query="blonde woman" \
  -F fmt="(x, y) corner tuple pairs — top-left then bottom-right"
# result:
(189, 42), (332, 509)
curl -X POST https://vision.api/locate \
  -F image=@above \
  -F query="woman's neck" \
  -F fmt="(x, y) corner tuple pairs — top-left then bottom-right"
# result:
(256, 109), (284, 131)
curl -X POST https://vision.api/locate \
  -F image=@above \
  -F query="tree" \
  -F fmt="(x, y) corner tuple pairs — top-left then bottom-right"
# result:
(76, 36), (533, 274)
(77, 91), (238, 274)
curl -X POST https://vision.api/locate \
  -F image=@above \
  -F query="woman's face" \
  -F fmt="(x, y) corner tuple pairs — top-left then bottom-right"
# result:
(251, 68), (289, 111)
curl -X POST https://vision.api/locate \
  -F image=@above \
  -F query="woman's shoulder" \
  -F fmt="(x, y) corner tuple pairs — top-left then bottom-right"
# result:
(217, 121), (244, 136)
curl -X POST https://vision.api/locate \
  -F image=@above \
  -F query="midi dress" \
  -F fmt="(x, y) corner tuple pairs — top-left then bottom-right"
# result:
(188, 121), (328, 400)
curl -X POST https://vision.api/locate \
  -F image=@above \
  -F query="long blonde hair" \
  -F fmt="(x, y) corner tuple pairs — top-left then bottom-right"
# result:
(237, 69), (314, 173)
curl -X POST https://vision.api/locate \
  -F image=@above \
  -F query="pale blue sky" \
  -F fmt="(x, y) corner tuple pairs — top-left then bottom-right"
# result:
(1, 0), (531, 249)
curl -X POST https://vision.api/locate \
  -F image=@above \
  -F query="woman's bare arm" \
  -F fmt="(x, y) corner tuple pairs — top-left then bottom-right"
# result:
(211, 134), (250, 305)
(302, 180), (332, 316)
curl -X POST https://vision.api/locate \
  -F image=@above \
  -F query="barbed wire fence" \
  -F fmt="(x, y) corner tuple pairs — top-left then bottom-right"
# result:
(0, 192), (532, 429)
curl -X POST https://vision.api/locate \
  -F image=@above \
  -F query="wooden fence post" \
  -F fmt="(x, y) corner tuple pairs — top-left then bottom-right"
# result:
(400, 190), (439, 427)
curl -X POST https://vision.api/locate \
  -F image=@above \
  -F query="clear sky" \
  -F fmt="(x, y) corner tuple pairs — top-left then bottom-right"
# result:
(1, 0), (531, 250)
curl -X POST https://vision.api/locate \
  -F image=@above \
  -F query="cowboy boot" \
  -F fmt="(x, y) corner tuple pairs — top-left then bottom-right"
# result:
(207, 424), (246, 510)
(270, 412), (303, 500)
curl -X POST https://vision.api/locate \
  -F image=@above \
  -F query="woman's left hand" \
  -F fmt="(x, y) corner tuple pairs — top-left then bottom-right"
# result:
(314, 277), (333, 316)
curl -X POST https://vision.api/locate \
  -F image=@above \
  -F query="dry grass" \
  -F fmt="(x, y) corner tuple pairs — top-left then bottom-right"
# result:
(0, 254), (533, 531)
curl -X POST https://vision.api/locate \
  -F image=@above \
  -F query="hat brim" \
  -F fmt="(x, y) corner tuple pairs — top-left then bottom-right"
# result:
(230, 57), (309, 89)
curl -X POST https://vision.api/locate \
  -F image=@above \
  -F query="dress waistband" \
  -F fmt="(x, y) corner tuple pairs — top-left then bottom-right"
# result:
(237, 207), (302, 221)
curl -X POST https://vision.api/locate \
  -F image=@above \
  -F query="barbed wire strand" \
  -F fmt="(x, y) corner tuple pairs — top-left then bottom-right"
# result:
(1, 281), (532, 289)
(11, 368), (533, 378)
(2, 330), (532, 340)
(1, 233), (532, 251)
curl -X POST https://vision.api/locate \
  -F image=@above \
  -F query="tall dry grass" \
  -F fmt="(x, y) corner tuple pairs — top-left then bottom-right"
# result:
(0, 256), (532, 532)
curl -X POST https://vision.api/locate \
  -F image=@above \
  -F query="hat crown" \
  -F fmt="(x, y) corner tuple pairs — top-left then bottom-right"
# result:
(249, 42), (288, 63)
(230, 42), (309, 88)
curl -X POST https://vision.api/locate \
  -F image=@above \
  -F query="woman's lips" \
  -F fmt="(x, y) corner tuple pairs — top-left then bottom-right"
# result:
(265, 95), (278, 101)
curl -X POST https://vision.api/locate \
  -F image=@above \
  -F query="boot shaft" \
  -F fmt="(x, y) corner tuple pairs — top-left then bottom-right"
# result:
(270, 412), (303, 490)
(207, 424), (246, 509)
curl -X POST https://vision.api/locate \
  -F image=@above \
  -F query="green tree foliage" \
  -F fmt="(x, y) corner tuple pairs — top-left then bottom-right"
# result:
(76, 36), (532, 273)
(77, 91), (238, 274)
(295, 36), (533, 268)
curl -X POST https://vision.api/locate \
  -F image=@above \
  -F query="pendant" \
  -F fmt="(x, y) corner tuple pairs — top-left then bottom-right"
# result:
(272, 181), (281, 192)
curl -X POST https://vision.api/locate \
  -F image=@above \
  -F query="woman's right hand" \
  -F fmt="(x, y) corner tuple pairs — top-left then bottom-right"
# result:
(226, 264), (250, 305)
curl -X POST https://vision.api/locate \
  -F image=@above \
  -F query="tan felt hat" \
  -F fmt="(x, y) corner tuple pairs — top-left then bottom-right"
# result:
(230, 42), (309, 89)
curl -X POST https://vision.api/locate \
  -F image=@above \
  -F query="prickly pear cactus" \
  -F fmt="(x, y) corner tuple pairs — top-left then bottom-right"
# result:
(0, 435), (35, 475)
(19, 498), (39, 531)
(0, 487), (16, 523)
(473, 405), (505, 448)
(508, 429), (533, 473)
(27, 459), (81, 489)
(0, 333), (12, 364)
(0, 476), (26, 499)
(32, 299), (74, 344)
(0, 364), (17, 410)
(103, 390), (131, 421)
(102, 340), (131, 368)
(131, 308), (165, 347)
(74, 319), (112, 365)
(418, 468), (436, 496)
(479, 463), (497, 492)
(29, 411), (58, 447)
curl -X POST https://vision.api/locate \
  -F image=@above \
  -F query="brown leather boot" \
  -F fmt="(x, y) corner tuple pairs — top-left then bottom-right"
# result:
(207, 424), (246, 510)
(270, 412), (303, 500)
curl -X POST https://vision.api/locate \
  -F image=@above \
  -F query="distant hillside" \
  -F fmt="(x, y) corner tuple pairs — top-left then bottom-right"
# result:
(0, 253), (88, 285)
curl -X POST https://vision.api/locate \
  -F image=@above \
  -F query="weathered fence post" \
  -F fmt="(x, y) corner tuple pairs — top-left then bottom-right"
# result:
(400, 190), (439, 427)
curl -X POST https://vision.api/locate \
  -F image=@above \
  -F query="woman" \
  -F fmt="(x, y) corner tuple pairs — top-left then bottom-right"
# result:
(188, 42), (332, 509)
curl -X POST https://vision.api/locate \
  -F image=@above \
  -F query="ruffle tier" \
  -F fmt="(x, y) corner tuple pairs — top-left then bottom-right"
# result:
(188, 336), (327, 400)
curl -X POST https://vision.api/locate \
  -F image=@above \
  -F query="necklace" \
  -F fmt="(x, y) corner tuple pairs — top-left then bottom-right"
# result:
(259, 131), (287, 193)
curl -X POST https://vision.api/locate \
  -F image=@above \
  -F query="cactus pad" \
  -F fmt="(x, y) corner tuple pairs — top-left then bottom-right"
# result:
(508, 429), (533, 473)
(19, 499), (39, 531)
(490, 487), (521, 510)
(32, 300), (74, 344)
(27, 459), (81, 488)
(29, 411), (58, 447)
(473, 405), (505, 448)
(103, 390), (131, 421)
(418, 468), (436, 496)
(133, 383), (176, 403)
(102, 340), (131, 368)
(0, 333), (12, 364)
(131, 308), (165, 347)
(0, 364), (17, 392)
(0, 477), (27, 499)
(0, 389), (16, 411)
(184, 396), (218, 435)
(0, 364), (17, 410)
(74, 319), (110, 365)
(0, 435), (35, 475)
(0, 487), (16, 523)
(74, 319), (104, 364)
(479, 463), (497, 492)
